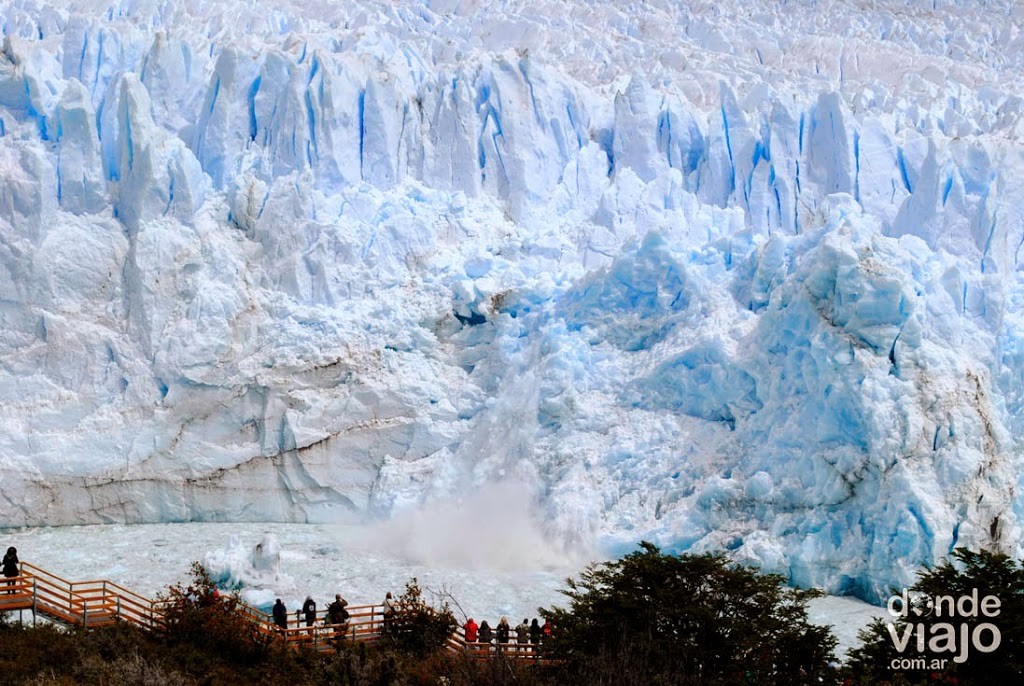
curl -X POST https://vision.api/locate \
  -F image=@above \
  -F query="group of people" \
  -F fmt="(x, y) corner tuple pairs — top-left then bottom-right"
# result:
(267, 590), (551, 653)
(462, 616), (552, 647)
(272, 592), (353, 632)
(2, 548), (550, 655)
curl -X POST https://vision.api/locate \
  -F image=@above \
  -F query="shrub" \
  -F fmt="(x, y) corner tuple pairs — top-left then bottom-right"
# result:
(0, 621), (80, 685)
(846, 548), (1024, 685)
(157, 561), (276, 666)
(539, 541), (837, 685)
(382, 578), (457, 658)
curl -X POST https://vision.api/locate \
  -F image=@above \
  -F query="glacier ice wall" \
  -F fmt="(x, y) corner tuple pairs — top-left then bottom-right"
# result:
(2, 0), (1024, 601)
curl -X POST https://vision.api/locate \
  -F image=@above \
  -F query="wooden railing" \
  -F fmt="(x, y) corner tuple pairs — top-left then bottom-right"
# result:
(0, 563), (549, 661)
(1, 562), (157, 629)
(449, 626), (545, 659)
(274, 604), (386, 650)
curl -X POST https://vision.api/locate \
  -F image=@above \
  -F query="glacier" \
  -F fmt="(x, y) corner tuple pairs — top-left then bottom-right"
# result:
(1, 0), (1023, 603)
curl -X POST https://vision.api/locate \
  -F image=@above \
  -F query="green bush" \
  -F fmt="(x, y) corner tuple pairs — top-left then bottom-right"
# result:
(846, 548), (1024, 685)
(539, 541), (838, 685)
(0, 619), (191, 686)
(381, 578), (457, 658)
(0, 621), (80, 685)
(157, 561), (277, 666)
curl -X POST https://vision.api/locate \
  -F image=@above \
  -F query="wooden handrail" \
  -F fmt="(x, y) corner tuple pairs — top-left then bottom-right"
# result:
(1, 563), (550, 662)
(20, 562), (74, 586)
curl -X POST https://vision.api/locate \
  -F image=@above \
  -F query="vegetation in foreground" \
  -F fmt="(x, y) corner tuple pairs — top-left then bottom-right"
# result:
(0, 559), (549, 686)
(1, 544), (1020, 685)
(847, 548), (1024, 685)
(539, 541), (837, 685)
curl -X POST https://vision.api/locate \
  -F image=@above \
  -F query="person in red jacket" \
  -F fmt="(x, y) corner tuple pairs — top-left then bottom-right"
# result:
(463, 617), (479, 643)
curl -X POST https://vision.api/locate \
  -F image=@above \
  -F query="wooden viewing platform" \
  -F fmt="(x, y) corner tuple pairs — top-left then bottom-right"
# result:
(0, 562), (548, 660)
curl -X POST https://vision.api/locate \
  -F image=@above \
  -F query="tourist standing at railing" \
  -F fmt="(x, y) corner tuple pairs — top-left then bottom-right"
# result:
(326, 595), (350, 640)
(463, 617), (478, 643)
(302, 596), (317, 628)
(478, 620), (493, 644)
(382, 591), (396, 631)
(2, 547), (18, 594)
(529, 618), (542, 645)
(326, 594), (349, 626)
(272, 598), (288, 631)
(496, 617), (510, 644)
(516, 619), (530, 647)
(542, 618), (553, 642)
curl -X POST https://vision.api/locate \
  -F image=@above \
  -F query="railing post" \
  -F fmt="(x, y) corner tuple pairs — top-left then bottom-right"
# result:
(78, 583), (88, 628)
(32, 578), (37, 626)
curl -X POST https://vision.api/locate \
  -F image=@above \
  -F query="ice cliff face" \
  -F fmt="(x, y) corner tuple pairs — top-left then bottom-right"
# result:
(1, 0), (1023, 601)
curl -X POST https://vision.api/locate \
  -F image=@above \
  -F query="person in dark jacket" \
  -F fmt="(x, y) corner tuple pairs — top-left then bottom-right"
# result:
(478, 620), (493, 644)
(327, 594), (349, 625)
(302, 596), (317, 627)
(272, 598), (288, 631)
(2, 547), (18, 594)
(496, 616), (510, 644)
(516, 618), (530, 645)
(529, 618), (542, 645)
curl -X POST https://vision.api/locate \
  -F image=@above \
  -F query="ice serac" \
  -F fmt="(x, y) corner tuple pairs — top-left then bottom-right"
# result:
(478, 55), (585, 223)
(421, 68), (480, 195)
(113, 74), (207, 232)
(54, 79), (105, 214)
(140, 31), (207, 137)
(0, 139), (55, 243)
(191, 47), (261, 189)
(1, 0), (1024, 604)
(805, 93), (855, 199)
(854, 117), (905, 229)
(613, 73), (665, 184)
(361, 69), (411, 189)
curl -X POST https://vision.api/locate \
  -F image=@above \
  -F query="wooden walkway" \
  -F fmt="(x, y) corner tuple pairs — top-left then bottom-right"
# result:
(0, 562), (546, 660)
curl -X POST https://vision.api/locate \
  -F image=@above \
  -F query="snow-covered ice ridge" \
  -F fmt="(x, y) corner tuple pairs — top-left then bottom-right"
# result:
(2, 0), (1023, 602)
